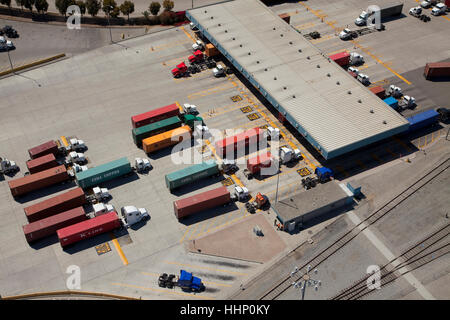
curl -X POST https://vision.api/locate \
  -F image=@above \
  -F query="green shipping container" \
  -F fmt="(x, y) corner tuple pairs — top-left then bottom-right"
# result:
(184, 115), (204, 128)
(75, 157), (132, 189)
(165, 160), (219, 191)
(132, 116), (182, 147)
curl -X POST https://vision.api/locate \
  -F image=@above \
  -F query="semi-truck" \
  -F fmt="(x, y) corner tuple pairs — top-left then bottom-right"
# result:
(142, 125), (192, 154)
(75, 157), (132, 189)
(132, 116), (182, 147)
(355, 2), (404, 26)
(131, 103), (181, 129)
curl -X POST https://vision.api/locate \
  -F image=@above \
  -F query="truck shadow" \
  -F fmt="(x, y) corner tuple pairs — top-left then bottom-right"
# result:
(14, 180), (77, 204)
(62, 233), (114, 254)
(179, 202), (239, 226)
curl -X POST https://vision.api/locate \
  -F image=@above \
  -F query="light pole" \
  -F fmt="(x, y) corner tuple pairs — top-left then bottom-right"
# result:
(291, 265), (321, 300)
(106, 5), (113, 43)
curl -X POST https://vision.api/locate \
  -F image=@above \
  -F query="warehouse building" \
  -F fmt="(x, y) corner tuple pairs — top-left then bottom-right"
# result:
(272, 182), (356, 232)
(186, 0), (410, 159)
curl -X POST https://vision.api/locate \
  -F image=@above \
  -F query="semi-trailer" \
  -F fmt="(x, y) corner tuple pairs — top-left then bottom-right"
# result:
(75, 157), (132, 189)
(383, 97), (399, 110)
(369, 86), (386, 99)
(183, 114), (204, 129)
(24, 187), (86, 223)
(23, 207), (87, 243)
(57, 211), (121, 247)
(329, 51), (350, 67)
(26, 154), (58, 174)
(215, 127), (264, 158)
(28, 140), (59, 159)
(132, 116), (182, 147)
(165, 161), (219, 191)
(247, 152), (277, 175)
(173, 186), (231, 220)
(142, 125), (192, 154)
(8, 165), (69, 197)
(131, 103), (181, 129)
(406, 109), (439, 132)
(424, 62), (450, 80)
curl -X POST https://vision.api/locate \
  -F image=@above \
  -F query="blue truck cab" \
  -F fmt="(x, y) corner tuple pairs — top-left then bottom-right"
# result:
(178, 270), (205, 292)
(315, 167), (334, 183)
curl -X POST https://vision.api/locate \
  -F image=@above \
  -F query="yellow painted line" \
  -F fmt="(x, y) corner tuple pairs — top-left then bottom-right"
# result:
(327, 48), (350, 56)
(188, 82), (235, 99)
(351, 40), (411, 85)
(310, 34), (335, 44)
(201, 102), (249, 119)
(187, 225), (200, 241)
(175, 101), (183, 113)
(110, 233), (129, 266)
(0, 53), (66, 77)
(111, 283), (215, 300)
(163, 261), (248, 276)
(180, 26), (196, 43)
(295, 22), (315, 30)
(179, 225), (192, 243)
(197, 213), (251, 238)
(60, 136), (69, 148)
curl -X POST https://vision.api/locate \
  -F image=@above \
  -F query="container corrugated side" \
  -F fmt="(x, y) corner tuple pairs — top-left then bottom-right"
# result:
(407, 110), (439, 131)
(215, 127), (263, 156)
(131, 103), (180, 129)
(57, 211), (120, 247)
(142, 125), (192, 153)
(132, 116), (182, 147)
(173, 186), (230, 219)
(24, 187), (86, 223)
(26, 154), (58, 174)
(23, 207), (87, 243)
(8, 165), (69, 197)
(165, 161), (219, 190)
(28, 140), (59, 159)
(75, 157), (131, 189)
(247, 152), (274, 174)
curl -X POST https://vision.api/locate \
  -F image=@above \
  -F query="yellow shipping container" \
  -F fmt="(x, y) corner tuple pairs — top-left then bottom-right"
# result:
(142, 125), (192, 153)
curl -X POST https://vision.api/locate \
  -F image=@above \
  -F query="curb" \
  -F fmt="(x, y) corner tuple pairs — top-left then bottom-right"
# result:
(0, 53), (66, 77)
(1, 290), (139, 300)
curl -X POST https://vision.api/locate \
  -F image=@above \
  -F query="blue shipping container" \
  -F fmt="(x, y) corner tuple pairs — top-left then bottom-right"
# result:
(407, 110), (439, 132)
(383, 97), (398, 110)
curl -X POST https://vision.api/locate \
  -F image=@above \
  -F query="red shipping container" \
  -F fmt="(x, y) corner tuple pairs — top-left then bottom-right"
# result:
(247, 152), (275, 174)
(174, 186), (230, 220)
(8, 165), (69, 197)
(24, 187), (86, 223)
(23, 207), (87, 243)
(424, 62), (450, 80)
(369, 86), (386, 99)
(28, 140), (59, 159)
(215, 127), (263, 157)
(131, 103), (180, 129)
(26, 154), (58, 174)
(57, 211), (120, 247)
(329, 51), (350, 67)
(278, 13), (290, 24)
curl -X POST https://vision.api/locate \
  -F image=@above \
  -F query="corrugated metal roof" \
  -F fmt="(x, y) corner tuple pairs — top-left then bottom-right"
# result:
(187, 0), (409, 158)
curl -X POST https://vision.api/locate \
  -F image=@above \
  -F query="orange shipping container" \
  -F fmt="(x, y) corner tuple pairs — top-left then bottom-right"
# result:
(142, 125), (192, 153)
(205, 43), (219, 57)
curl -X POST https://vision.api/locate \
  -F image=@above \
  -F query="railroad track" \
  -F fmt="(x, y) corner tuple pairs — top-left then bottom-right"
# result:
(259, 157), (450, 300)
(331, 223), (450, 300)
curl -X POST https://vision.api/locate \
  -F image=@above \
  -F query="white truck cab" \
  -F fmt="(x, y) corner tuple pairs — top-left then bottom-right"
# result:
(409, 6), (422, 16)
(189, 22), (198, 31)
(69, 151), (86, 164)
(357, 73), (370, 85)
(121, 206), (149, 227)
(355, 11), (369, 26)
(213, 65), (225, 77)
(183, 103), (198, 114)
(349, 52), (364, 66)
(401, 95), (416, 108)
(93, 186), (110, 201)
(266, 126), (280, 140)
(135, 158), (151, 172)
(192, 40), (204, 52)
(431, 3), (447, 15)
(0, 157), (19, 174)
(73, 163), (88, 173)
(194, 124), (210, 138)
(348, 66), (360, 75)
(69, 138), (86, 151)
(388, 85), (403, 98)
(234, 186), (249, 201)
(93, 203), (115, 217)
(0, 36), (14, 50)
(421, 0), (437, 8)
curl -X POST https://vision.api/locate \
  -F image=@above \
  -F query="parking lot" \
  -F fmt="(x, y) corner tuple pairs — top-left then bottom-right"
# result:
(0, 0), (449, 300)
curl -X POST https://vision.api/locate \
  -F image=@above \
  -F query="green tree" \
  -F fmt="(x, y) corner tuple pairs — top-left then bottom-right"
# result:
(34, 0), (48, 13)
(149, 1), (160, 15)
(161, 0), (173, 11)
(110, 5), (119, 17)
(76, 0), (85, 15)
(85, 0), (100, 16)
(23, 0), (35, 12)
(102, 0), (116, 15)
(15, 0), (24, 10)
(119, 0), (133, 21)
(0, 0), (12, 9)
(55, 0), (75, 16)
